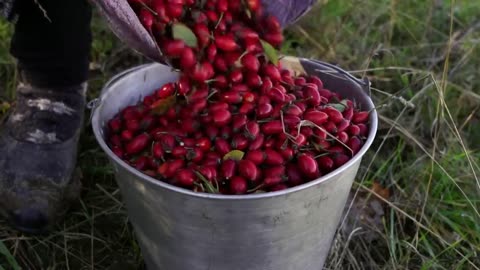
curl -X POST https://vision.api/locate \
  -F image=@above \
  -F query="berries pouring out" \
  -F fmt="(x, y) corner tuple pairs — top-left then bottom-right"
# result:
(107, 0), (371, 194)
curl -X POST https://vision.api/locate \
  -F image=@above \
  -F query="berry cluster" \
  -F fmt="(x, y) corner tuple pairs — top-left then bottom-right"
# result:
(106, 0), (370, 194)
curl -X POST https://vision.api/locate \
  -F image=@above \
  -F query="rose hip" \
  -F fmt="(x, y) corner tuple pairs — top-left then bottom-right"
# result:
(212, 109), (232, 126)
(264, 149), (284, 165)
(352, 111), (369, 124)
(221, 159), (237, 179)
(261, 120), (283, 135)
(297, 153), (318, 177)
(215, 138), (231, 156)
(176, 169), (196, 187)
(230, 176), (248, 194)
(239, 160), (259, 181)
(245, 150), (265, 165)
(248, 134), (264, 150)
(241, 53), (260, 72)
(126, 133), (151, 155)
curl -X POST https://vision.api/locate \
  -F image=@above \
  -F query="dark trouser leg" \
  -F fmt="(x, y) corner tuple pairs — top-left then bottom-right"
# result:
(0, 0), (92, 233)
(11, 0), (92, 88)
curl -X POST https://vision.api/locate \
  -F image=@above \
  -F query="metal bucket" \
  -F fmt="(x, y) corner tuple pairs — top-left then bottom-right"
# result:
(91, 58), (378, 270)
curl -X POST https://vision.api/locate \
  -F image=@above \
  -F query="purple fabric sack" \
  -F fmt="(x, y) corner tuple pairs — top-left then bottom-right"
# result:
(92, 0), (316, 62)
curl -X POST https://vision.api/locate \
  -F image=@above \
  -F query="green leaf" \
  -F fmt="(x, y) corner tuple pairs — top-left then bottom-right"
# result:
(0, 240), (21, 270)
(172, 23), (198, 48)
(223, 150), (245, 161)
(150, 95), (176, 115)
(327, 100), (349, 112)
(194, 171), (219, 194)
(260, 39), (279, 65)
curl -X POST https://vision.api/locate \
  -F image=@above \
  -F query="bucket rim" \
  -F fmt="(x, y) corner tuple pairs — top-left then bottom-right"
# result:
(92, 62), (378, 200)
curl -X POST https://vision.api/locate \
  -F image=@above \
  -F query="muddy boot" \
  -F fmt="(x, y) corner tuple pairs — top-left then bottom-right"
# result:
(0, 79), (86, 234)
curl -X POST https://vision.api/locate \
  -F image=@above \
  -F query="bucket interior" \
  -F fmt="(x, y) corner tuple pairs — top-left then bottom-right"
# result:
(92, 60), (378, 198)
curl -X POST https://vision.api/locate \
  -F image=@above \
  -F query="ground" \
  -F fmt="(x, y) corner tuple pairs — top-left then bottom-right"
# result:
(0, 0), (479, 269)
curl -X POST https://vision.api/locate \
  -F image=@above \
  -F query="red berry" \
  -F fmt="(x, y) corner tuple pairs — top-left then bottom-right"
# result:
(286, 164), (303, 186)
(196, 137), (212, 152)
(152, 142), (164, 159)
(239, 102), (255, 115)
(230, 176), (248, 194)
(248, 134), (264, 150)
(285, 104), (304, 117)
(176, 169), (196, 187)
(348, 125), (361, 136)
(212, 109), (232, 126)
(245, 150), (265, 165)
(221, 159), (237, 180)
(245, 73), (262, 88)
(205, 10), (219, 23)
(264, 176), (282, 187)
(193, 23), (210, 47)
(317, 156), (334, 172)
(126, 119), (140, 133)
(297, 154), (319, 177)
(110, 134), (122, 147)
(166, 4), (183, 19)
(229, 69), (243, 84)
(263, 166), (285, 179)
(337, 131), (349, 144)
(268, 87), (286, 103)
(155, 83), (175, 99)
(231, 134), (249, 150)
(172, 146), (188, 158)
(256, 103), (273, 118)
(304, 111), (328, 126)
(239, 160), (259, 181)
(232, 114), (248, 132)
(126, 133), (151, 155)
(245, 121), (260, 139)
(347, 136), (363, 155)
(352, 111), (370, 124)
(279, 147), (294, 161)
(215, 138), (231, 155)
(206, 44), (217, 60)
(246, 0), (260, 11)
(263, 33), (284, 47)
(304, 84), (321, 106)
(332, 154), (350, 167)
(343, 106), (354, 121)
(215, 35), (239, 51)
(139, 9), (154, 29)
(264, 149), (285, 165)
(216, 0), (229, 12)
(261, 120), (283, 135)
(263, 64), (281, 82)
(241, 53), (260, 72)
(308, 76), (324, 89)
(192, 62), (214, 82)
(180, 47), (197, 69)
(325, 107), (344, 123)
(108, 118), (122, 133)
(112, 146), (124, 158)
(264, 15), (281, 32)
(163, 39), (186, 57)
(221, 91), (243, 104)
(337, 119), (350, 133)
(358, 123), (368, 136)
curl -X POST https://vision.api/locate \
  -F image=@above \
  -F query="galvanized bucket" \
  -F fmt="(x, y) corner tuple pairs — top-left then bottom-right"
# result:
(91, 58), (378, 270)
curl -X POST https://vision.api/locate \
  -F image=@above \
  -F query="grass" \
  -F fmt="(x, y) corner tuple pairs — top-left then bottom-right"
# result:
(1, 0), (479, 269)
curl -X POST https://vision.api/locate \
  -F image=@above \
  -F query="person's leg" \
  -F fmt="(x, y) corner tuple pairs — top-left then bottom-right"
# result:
(0, 0), (92, 233)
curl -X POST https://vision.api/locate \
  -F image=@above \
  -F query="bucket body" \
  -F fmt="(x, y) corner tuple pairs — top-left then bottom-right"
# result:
(92, 60), (377, 270)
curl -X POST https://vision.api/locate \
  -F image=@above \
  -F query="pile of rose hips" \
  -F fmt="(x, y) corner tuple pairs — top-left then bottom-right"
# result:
(106, 0), (370, 194)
